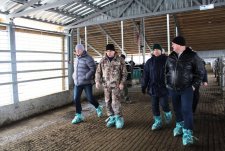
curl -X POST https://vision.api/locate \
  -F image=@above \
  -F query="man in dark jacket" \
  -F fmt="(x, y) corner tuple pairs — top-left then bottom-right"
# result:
(71, 44), (103, 124)
(142, 44), (172, 131)
(120, 54), (132, 103)
(165, 36), (204, 146)
(192, 60), (208, 113)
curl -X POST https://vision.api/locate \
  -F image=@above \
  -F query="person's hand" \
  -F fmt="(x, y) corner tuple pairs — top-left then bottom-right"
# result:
(96, 83), (100, 89)
(203, 82), (208, 87)
(141, 87), (146, 94)
(192, 86), (195, 91)
(119, 83), (124, 90)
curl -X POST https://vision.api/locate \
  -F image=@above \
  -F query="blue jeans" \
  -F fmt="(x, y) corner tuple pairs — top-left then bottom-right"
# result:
(73, 84), (99, 114)
(169, 87), (193, 130)
(151, 96), (170, 116)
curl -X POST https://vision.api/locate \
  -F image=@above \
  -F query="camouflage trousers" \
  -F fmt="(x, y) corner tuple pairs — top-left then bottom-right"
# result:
(104, 87), (122, 116)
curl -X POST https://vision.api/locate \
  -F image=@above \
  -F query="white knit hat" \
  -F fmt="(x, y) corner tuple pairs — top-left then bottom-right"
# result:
(75, 44), (85, 51)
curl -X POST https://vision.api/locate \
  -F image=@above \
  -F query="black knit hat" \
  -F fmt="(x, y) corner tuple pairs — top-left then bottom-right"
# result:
(153, 44), (162, 51)
(120, 54), (126, 59)
(172, 36), (186, 46)
(106, 44), (115, 51)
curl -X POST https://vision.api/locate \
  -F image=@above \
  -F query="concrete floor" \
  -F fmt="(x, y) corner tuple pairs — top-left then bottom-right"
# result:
(0, 73), (224, 151)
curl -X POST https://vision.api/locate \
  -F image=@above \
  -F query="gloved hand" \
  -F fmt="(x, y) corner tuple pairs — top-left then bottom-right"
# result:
(141, 87), (146, 94)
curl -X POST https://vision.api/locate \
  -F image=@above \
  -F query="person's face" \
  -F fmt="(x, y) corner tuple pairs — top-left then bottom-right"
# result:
(106, 50), (115, 57)
(172, 42), (180, 53)
(75, 48), (83, 56)
(153, 49), (161, 57)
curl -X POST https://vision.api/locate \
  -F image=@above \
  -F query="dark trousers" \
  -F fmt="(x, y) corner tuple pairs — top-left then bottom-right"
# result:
(73, 84), (99, 114)
(151, 96), (170, 116)
(192, 86), (200, 113)
(169, 87), (194, 130)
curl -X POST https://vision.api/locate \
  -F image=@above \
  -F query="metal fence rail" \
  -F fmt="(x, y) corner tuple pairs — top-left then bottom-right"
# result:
(0, 24), (69, 106)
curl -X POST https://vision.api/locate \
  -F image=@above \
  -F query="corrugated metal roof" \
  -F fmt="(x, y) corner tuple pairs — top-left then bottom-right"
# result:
(0, 0), (118, 25)
(1, 0), (225, 56)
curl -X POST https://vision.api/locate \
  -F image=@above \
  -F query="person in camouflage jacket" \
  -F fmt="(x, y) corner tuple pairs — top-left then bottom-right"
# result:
(95, 44), (127, 129)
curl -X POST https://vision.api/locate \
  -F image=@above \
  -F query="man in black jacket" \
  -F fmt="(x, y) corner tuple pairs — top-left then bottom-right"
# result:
(192, 60), (208, 113)
(120, 54), (132, 104)
(165, 36), (204, 146)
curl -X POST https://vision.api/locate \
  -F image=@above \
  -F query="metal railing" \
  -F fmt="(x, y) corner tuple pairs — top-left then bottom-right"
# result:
(0, 24), (69, 106)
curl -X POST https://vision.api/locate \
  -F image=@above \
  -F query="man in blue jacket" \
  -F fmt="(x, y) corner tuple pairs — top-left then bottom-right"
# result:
(142, 44), (172, 131)
(165, 36), (204, 146)
(71, 44), (103, 124)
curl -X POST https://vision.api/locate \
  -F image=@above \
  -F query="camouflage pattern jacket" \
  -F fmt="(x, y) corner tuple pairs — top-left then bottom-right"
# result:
(95, 55), (127, 88)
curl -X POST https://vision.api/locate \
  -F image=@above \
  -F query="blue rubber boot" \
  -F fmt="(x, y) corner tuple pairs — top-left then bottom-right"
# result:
(182, 129), (197, 146)
(173, 121), (184, 136)
(164, 111), (172, 124)
(96, 105), (103, 117)
(105, 116), (115, 127)
(71, 113), (84, 124)
(115, 115), (124, 129)
(151, 116), (162, 130)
